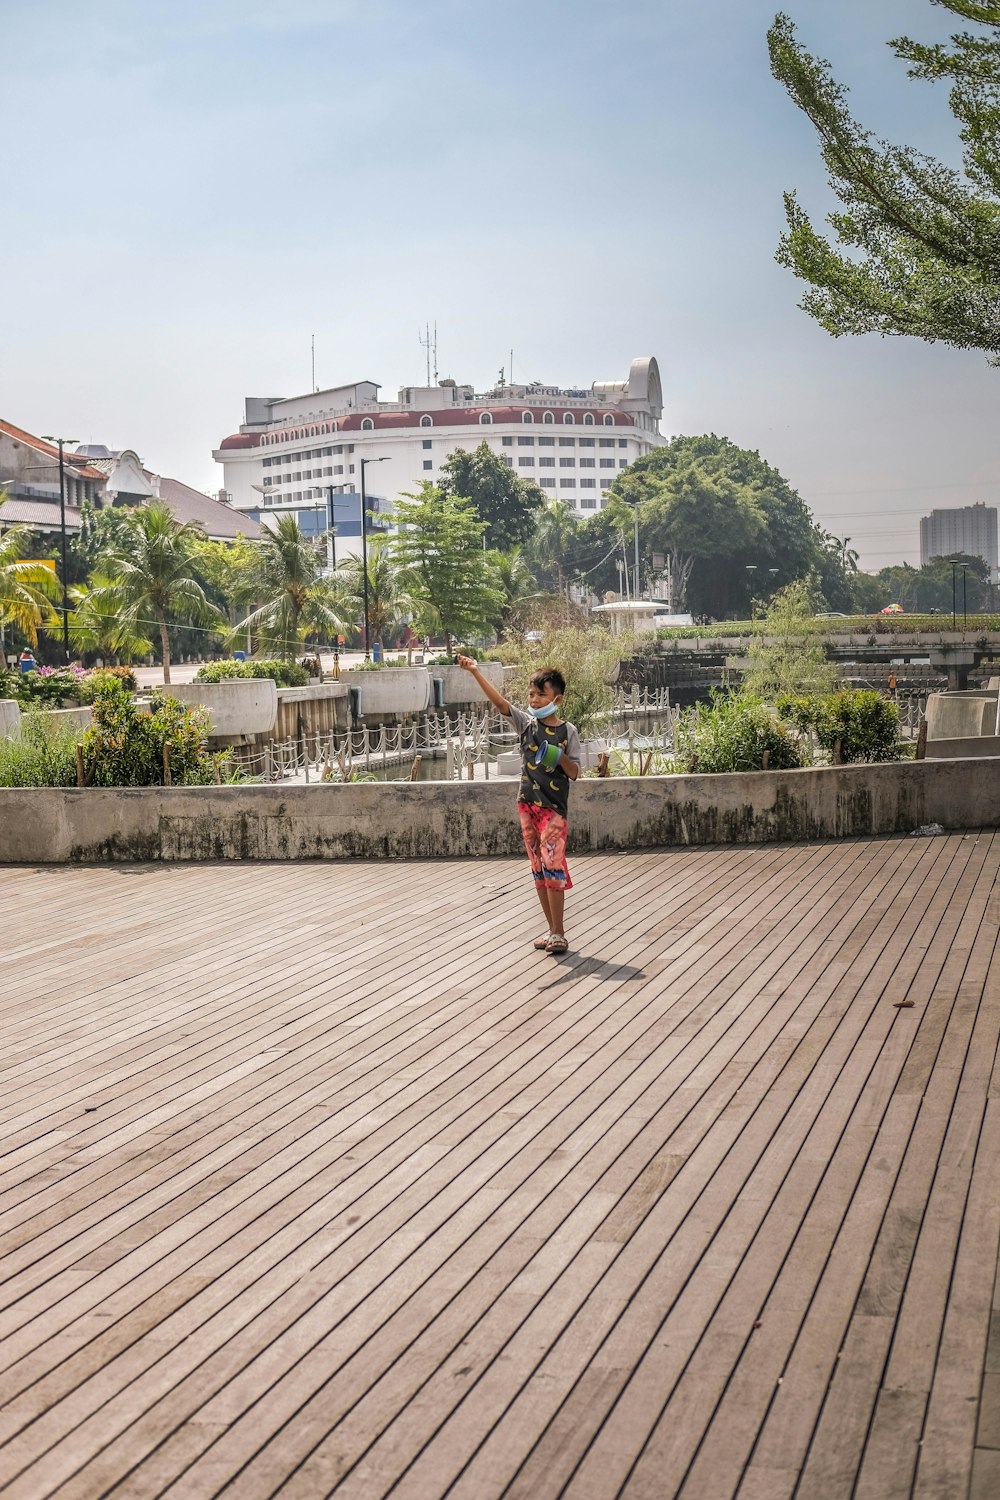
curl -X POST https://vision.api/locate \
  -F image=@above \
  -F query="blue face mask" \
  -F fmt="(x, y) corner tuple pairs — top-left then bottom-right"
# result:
(528, 701), (559, 719)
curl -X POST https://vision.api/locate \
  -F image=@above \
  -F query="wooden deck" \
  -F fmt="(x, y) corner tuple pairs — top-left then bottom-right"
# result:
(1, 834), (998, 1500)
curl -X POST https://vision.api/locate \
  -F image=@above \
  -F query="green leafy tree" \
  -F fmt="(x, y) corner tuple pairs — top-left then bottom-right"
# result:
(332, 535), (412, 652)
(741, 577), (839, 699)
(191, 536), (261, 629)
(877, 551), (991, 611)
(94, 500), (219, 684)
(0, 498), (61, 669)
(234, 515), (344, 661)
(849, 571), (893, 614)
(769, 4), (1000, 361)
(391, 483), (504, 655)
(608, 435), (848, 616)
(438, 442), (544, 550)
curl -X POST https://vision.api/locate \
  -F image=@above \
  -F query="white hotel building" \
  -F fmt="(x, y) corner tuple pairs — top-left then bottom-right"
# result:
(213, 356), (665, 552)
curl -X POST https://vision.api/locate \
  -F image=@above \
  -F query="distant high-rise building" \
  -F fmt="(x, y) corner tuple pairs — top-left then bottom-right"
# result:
(919, 502), (998, 580)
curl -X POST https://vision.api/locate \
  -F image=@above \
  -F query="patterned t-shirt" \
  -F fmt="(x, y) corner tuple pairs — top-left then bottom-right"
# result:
(508, 704), (582, 817)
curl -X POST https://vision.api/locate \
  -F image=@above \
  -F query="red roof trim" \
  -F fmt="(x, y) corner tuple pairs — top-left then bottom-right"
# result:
(0, 419), (106, 479)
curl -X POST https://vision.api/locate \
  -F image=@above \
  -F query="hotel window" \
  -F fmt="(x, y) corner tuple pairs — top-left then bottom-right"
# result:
(599, 438), (614, 447)
(560, 477), (576, 488)
(518, 457), (535, 466)
(580, 437), (594, 447)
(559, 437), (575, 447)
(361, 418), (374, 430)
(619, 459), (628, 467)
(422, 439), (432, 449)
(349, 463), (355, 473)
(540, 476), (556, 487)
(539, 436), (554, 446)
(559, 457), (575, 468)
(563, 413), (574, 424)
(604, 414), (615, 426)
(584, 413), (595, 426)
(479, 412), (493, 424)
(521, 411), (534, 423)
(502, 436), (513, 446)
(502, 454), (513, 466)
(334, 465), (344, 474)
(422, 460), (432, 470)
(618, 439), (627, 448)
(324, 467), (333, 476)
(600, 478), (613, 489)
(581, 478), (596, 488)
(518, 436), (534, 446)
(334, 445), (343, 454)
(293, 471), (302, 481)
(420, 414), (432, 427)
(580, 458), (595, 468)
(582, 496), (597, 508)
(543, 412), (554, 424)
(600, 458), (615, 468)
(539, 457), (555, 467)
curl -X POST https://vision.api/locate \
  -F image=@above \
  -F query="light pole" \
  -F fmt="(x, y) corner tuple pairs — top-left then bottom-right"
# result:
(359, 457), (389, 660)
(40, 435), (78, 663)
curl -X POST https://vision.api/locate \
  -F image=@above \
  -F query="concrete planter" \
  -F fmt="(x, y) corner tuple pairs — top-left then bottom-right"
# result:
(344, 666), (431, 716)
(434, 662), (504, 706)
(166, 680), (278, 738)
(0, 700), (22, 741)
(496, 737), (608, 777)
(925, 691), (997, 740)
(36, 705), (93, 732)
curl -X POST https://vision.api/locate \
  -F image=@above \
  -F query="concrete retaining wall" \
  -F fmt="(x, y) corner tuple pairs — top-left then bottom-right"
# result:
(1, 758), (998, 863)
(167, 680), (278, 737)
(925, 736), (1000, 759)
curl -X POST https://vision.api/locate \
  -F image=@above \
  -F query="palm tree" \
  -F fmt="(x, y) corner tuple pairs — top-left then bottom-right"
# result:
(69, 575), (152, 664)
(525, 499), (579, 600)
(235, 515), (344, 661)
(491, 546), (548, 638)
(0, 499), (60, 670)
(94, 501), (218, 684)
(332, 536), (412, 652)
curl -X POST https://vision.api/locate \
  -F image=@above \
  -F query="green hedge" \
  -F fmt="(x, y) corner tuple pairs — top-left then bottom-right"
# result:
(194, 659), (309, 687)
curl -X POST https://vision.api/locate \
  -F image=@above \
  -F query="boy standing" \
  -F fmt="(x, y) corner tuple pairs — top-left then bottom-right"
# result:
(457, 656), (581, 954)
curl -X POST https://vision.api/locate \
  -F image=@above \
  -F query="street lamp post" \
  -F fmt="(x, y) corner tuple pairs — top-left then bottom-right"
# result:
(359, 457), (389, 660)
(40, 435), (78, 663)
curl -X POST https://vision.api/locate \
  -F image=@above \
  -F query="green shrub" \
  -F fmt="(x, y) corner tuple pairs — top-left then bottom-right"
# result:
(778, 690), (900, 763)
(194, 658), (308, 687)
(817, 690), (900, 763)
(672, 692), (802, 774)
(78, 665), (138, 700)
(0, 715), (79, 787)
(1, 667), (86, 708)
(81, 679), (230, 786)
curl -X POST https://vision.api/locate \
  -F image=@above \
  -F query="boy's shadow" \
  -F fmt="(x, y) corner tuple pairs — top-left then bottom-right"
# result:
(542, 955), (646, 985)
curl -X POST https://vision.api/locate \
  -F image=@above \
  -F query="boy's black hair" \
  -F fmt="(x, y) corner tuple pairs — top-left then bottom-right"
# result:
(531, 666), (566, 697)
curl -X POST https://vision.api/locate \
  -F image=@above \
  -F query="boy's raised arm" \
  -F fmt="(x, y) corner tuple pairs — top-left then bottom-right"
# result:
(456, 655), (511, 716)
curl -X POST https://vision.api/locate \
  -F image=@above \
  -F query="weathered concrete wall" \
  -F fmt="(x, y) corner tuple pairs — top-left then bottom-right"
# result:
(1, 759), (998, 863)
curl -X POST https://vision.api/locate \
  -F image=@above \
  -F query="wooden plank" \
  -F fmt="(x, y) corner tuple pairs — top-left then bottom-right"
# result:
(0, 837), (995, 1500)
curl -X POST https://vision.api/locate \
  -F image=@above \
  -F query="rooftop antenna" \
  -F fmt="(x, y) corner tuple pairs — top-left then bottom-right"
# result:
(419, 321), (439, 386)
(510, 348), (514, 387)
(311, 334), (316, 393)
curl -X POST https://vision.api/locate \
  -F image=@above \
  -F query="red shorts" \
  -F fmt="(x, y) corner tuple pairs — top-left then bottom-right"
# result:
(518, 802), (572, 891)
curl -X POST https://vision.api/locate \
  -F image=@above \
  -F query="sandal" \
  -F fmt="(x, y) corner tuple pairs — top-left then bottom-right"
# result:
(546, 934), (569, 954)
(533, 934), (552, 950)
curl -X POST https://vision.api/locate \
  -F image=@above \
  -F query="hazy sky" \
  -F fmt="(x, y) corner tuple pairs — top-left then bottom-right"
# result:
(3, 0), (997, 570)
